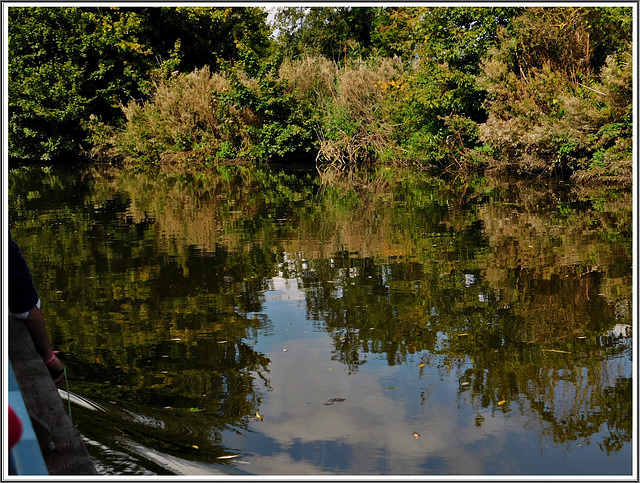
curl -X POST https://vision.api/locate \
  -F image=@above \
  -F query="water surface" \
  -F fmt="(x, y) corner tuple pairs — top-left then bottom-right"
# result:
(8, 164), (633, 476)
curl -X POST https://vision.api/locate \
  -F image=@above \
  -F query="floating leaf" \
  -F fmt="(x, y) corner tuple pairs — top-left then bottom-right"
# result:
(192, 445), (199, 449)
(282, 348), (288, 352)
(458, 333), (469, 337)
(385, 387), (397, 391)
(413, 432), (420, 439)
(218, 340), (227, 344)
(189, 407), (202, 412)
(256, 412), (263, 421)
(417, 363), (426, 367)
(541, 349), (570, 354)
(217, 454), (239, 460)
(323, 398), (345, 405)
(497, 400), (506, 406)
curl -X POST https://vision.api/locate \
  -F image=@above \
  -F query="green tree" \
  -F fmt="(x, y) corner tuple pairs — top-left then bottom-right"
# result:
(370, 7), (423, 61)
(136, 7), (271, 74)
(389, 7), (523, 167)
(8, 7), (154, 160)
(8, 6), (272, 162)
(274, 7), (378, 63)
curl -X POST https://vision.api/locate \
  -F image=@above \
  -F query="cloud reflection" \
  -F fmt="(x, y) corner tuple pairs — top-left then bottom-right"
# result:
(242, 335), (513, 475)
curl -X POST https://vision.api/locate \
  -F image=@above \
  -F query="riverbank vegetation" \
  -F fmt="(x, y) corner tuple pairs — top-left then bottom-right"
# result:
(8, 6), (633, 184)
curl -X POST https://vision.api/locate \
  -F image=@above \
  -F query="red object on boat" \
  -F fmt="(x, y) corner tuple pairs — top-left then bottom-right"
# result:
(8, 405), (23, 449)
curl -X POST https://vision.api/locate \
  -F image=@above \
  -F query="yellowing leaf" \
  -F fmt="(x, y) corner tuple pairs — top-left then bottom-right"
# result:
(497, 400), (506, 406)
(192, 445), (199, 449)
(413, 432), (420, 439)
(417, 363), (426, 367)
(256, 412), (263, 421)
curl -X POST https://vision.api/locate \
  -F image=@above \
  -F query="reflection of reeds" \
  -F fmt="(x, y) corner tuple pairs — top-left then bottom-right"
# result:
(90, 167), (261, 255)
(11, 165), (633, 456)
(316, 163), (393, 193)
(89, 167), (631, 334)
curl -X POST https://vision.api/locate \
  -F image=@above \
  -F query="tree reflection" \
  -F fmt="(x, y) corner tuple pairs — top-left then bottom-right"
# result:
(8, 164), (632, 466)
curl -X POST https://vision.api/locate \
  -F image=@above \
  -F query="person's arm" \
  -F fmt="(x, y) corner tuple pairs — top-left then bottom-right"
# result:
(9, 232), (65, 387)
(22, 305), (66, 387)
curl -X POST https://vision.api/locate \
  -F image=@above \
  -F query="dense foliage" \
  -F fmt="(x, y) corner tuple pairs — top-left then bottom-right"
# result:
(8, 6), (268, 161)
(7, 6), (633, 183)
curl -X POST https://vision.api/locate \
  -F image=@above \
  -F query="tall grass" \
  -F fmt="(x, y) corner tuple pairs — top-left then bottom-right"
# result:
(98, 67), (257, 165)
(314, 57), (404, 165)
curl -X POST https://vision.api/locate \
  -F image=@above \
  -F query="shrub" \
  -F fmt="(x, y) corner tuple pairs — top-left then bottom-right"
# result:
(314, 56), (405, 165)
(100, 67), (257, 165)
(224, 56), (319, 163)
(478, 8), (632, 182)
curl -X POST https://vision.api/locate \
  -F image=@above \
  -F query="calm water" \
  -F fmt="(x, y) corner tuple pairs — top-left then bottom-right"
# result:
(8, 164), (633, 476)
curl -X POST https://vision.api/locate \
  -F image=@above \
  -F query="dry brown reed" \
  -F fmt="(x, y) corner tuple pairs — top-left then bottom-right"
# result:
(314, 57), (404, 165)
(278, 56), (338, 102)
(116, 67), (257, 164)
(477, 10), (632, 181)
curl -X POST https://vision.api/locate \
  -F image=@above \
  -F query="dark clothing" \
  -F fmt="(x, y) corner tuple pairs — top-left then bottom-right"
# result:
(9, 231), (39, 314)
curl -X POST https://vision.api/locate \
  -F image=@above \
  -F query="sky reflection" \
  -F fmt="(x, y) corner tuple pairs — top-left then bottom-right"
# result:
(216, 273), (633, 476)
